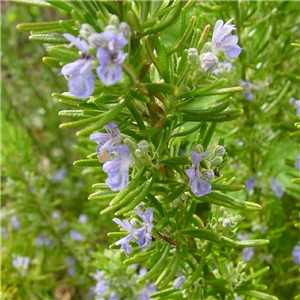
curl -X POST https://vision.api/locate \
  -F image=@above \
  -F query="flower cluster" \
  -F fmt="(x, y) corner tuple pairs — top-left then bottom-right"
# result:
(200, 19), (242, 72)
(13, 255), (30, 276)
(185, 145), (226, 197)
(62, 17), (130, 98)
(90, 122), (133, 191)
(113, 207), (154, 255)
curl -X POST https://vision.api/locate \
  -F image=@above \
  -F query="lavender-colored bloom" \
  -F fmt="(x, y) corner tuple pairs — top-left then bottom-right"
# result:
(52, 211), (60, 219)
(135, 207), (154, 249)
(90, 122), (122, 162)
(243, 247), (254, 261)
(292, 245), (300, 264)
(69, 229), (83, 241)
(113, 218), (135, 254)
(13, 255), (30, 272)
(185, 152), (212, 197)
(139, 283), (157, 300)
(222, 218), (231, 228)
(290, 98), (300, 116)
(235, 297), (243, 300)
(78, 214), (88, 224)
(94, 31), (128, 86)
(295, 155), (300, 169)
(93, 270), (109, 296)
(36, 234), (52, 247)
(108, 291), (119, 300)
(245, 176), (257, 191)
(173, 276), (186, 289)
(239, 80), (254, 101)
(103, 145), (132, 191)
(271, 177), (284, 198)
(237, 233), (248, 241)
(212, 19), (242, 59)
(52, 168), (67, 183)
(11, 215), (20, 230)
(200, 52), (219, 72)
(62, 34), (95, 98)
(65, 257), (75, 277)
(2, 227), (8, 238)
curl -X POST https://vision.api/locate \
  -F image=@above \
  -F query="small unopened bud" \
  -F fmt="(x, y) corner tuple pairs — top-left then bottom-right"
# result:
(200, 52), (219, 72)
(104, 25), (118, 34)
(119, 22), (131, 38)
(188, 48), (199, 63)
(203, 169), (215, 181)
(217, 145), (225, 155)
(134, 149), (143, 158)
(222, 218), (231, 228)
(88, 33), (106, 49)
(137, 140), (149, 150)
(80, 24), (95, 40)
(173, 276), (186, 290)
(108, 15), (119, 27)
(210, 156), (223, 166)
(194, 144), (204, 154)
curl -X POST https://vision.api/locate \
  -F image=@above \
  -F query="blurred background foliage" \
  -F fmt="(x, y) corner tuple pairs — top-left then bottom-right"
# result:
(1, 1), (299, 300)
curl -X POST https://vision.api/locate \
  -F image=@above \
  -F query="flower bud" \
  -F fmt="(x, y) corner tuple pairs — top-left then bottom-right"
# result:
(119, 22), (131, 38)
(200, 52), (219, 72)
(210, 156), (223, 166)
(88, 33), (107, 49)
(104, 25), (118, 34)
(222, 218), (231, 228)
(194, 144), (204, 154)
(79, 24), (95, 40)
(203, 169), (215, 181)
(188, 48), (199, 63)
(108, 15), (120, 27)
(217, 145), (225, 155)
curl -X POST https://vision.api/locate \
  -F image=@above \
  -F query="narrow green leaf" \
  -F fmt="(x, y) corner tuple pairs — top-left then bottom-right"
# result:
(236, 239), (269, 247)
(144, 83), (178, 96)
(73, 159), (101, 168)
(137, 245), (170, 283)
(211, 183), (245, 192)
(29, 33), (68, 44)
(47, 46), (80, 62)
(181, 229), (220, 242)
(42, 57), (61, 68)
(240, 290), (278, 300)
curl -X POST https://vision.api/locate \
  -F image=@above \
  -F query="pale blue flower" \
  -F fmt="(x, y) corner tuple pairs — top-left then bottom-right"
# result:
(295, 155), (300, 169)
(65, 257), (75, 277)
(52, 211), (60, 219)
(95, 31), (128, 86)
(135, 207), (154, 249)
(113, 218), (135, 255)
(36, 234), (52, 246)
(173, 276), (186, 289)
(290, 98), (300, 116)
(69, 229), (83, 241)
(90, 122), (122, 162)
(243, 247), (254, 261)
(271, 177), (284, 198)
(185, 152), (212, 197)
(200, 52), (218, 72)
(13, 255), (30, 275)
(52, 168), (67, 183)
(212, 19), (242, 59)
(292, 245), (300, 264)
(239, 80), (253, 101)
(11, 215), (20, 230)
(103, 145), (132, 191)
(245, 176), (257, 191)
(61, 33), (95, 98)
(78, 214), (88, 224)
(139, 283), (156, 300)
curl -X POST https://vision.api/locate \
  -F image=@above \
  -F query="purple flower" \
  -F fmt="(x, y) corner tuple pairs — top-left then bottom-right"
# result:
(243, 247), (254, 261)
(139, 283), (157, 300)
(292, 245), (300, 264)
(90, 122), (122, 162)
(295, 155), (300, 169)
(212, 19), (242, 59)
(13, 255), (30, 273)
(78, 214), (88, 224)
(103, 145), (132, 191)
(69, 229), (83, 241)
(61, 34), (95, 98)
(52, 168), (67, 183)
(92, 270), (109, 296)
(134, 207), (154, 249)
(235, 297), (243, 300)
(239, 80), (254, 101)
(245, 176), (257, 191)
(200, 52), (219, 72)
(271, 177), (284, 198)
(290, 98), (300, 116)
(93, 31), (128, 86)
(2, 227), (8, 238)
(113, 218), (135, 255)
(11, 215), (20, 230)
(36, 234), (52, 247)
(52, 211), (60, 219)
(237, 233), (248, 241)
(185, 152), (212, 197)
(173, 276), (186, 289)
(65, 257), (75, 277)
